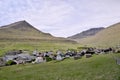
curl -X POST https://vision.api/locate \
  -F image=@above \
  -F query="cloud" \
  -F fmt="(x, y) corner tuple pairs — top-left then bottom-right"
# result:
(0, 0), (74, 30)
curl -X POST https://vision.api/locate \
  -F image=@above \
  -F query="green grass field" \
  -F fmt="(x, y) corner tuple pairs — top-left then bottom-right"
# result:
(0, 40), (79, 56)
(0, 53), (120, 80)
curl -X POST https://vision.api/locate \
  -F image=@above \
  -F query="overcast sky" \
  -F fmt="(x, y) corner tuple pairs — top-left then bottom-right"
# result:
(0, 0), (120, 37)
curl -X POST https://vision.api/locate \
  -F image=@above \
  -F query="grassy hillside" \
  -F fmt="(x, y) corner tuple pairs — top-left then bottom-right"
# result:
(0, 21), (77, 55)
(0, 53), (120, 80)
(77, 22), (120, 47)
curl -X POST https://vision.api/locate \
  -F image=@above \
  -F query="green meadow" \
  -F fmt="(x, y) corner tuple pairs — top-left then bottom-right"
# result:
(0, 53), (120, 80)
(0, 40), (79, 56)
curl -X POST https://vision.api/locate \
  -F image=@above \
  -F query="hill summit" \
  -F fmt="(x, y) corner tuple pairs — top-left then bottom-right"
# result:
(2, 20), (35, 29)
(0, 20), (53, 40)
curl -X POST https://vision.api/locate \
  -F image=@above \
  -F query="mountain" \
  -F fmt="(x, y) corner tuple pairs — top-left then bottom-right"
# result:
(0, 20), (75, 43)
(77, 22), (120, 47)
(0, 20), (53, 39)
(68, 27), (104, 39)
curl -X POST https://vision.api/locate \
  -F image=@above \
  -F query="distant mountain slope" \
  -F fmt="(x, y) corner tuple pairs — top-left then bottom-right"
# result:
(68, 27), (104, 39)
(78, 22), (120, 47)
(0, 20), (53, 39)
(0, 20), (75, 43)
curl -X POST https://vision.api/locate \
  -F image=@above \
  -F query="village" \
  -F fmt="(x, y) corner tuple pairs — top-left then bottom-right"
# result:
(0, 47), (120, 67)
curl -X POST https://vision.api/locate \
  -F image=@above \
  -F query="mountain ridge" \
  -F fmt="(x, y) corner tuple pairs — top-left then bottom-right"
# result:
(68, 27), (104, 39)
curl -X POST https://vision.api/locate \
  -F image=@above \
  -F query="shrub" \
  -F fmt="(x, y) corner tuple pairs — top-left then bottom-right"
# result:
(117, 50), (120, 53)
(45, 57), (52, 62)
(5, 60), (17, 66)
